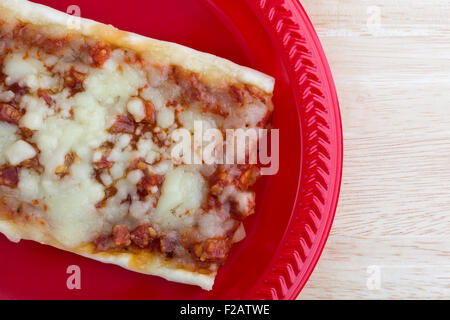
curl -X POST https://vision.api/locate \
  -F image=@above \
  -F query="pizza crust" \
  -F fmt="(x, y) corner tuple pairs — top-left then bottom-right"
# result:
(0, 218), (215, 290)
(0, 0), (274, 291)
(79, 250), (215, 291)
(0, 0), (275, 93)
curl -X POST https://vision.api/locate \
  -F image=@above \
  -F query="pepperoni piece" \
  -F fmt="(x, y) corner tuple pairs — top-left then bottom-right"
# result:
(130, 224), (157, 248)
(93, 235), (114, 252)
(0, 166), (19, 188)
(160, 232), (178, 257)
(0, 104), (21, 125)
(104, 186), (118, 199)
(93, 143), (114, 169)
(89, 43), (111, 67)
(144, 101), (156, 124)
(166, 100), (178, 108)
(238, 166), (260, 190)
(209, 169), (228, 196)
(41, 38), (67, 53)
(54, 152), (76, 178)
(108, 115), (135, 134)
(137, 173), (164, 200)
(37, 89), (54, 106)
(64, 67), (86, 96)
(193, 239), (229, 263)
(21, 156), (42, 173)
(19, 127), (34, 140)
(203, 194), (220, 211)
(229, 85), (243, 104)
(113, 225), (131, 248)
(95, 158), (114, 170)
(7, 83), (29, 103)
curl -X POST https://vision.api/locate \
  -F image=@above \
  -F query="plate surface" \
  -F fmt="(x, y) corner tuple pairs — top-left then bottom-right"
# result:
(0, 0), (342, 300)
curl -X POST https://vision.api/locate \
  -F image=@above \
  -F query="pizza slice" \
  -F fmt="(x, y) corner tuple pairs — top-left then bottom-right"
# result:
(0, 0), (274, 290)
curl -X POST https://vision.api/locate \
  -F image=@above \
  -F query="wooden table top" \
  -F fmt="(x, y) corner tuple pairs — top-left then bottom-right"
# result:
(297, 0), (450, 299)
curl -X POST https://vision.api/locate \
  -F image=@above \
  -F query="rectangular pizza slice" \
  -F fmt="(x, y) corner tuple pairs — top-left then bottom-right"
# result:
(0, 0), (274, 290)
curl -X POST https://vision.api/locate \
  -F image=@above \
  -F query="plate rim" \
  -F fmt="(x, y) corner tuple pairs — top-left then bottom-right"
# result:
(0, 0), (342, 300)
(249, 0), (343, 300)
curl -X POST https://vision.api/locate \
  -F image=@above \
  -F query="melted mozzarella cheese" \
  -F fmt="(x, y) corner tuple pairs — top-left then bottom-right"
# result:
(129, 200), (153, 221)
(3, 53), (58, 91)
(127, 97), (146, 122)
(84, 50), (146, 122)
(108, 134), (133, 180)
(198, 212), (226, 239)
(20, 95), (52, 130)
(178, 110), (217, 132)
(102, 172), (139, 225)
(45, 178), (105, 248)
(18, 169), (42, 202)
(152, 167), (206, 231)
(156, 107), (175, 129)
(141, 86), (165, 110)
(9, 51), (150, 247)
(0, 122), (18, 166)
(136, 137), (160, 164)
(6, 140), (36, 165)
(31, 97), (109, 246)
(4, 53), (44, 86)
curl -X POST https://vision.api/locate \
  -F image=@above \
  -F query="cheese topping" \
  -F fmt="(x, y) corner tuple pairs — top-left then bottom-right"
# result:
(3, 53), (54, 91)
(153, 167), (206, 231)
(0, 19), (273, 270)
(6, 140), (36, 165)
(127, 97), (146, 122)
(0, 122), (18, 166)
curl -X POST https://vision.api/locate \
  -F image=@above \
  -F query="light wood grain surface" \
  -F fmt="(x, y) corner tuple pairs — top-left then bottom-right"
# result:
(297, 0), (450, 299)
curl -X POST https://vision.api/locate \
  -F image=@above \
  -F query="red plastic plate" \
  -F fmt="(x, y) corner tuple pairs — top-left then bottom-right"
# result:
(0, 0), (342, 300)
